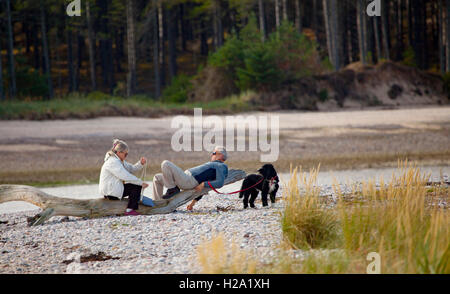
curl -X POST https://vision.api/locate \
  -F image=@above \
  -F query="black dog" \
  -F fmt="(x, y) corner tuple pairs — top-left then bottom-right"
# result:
(239, 164), (279, 209)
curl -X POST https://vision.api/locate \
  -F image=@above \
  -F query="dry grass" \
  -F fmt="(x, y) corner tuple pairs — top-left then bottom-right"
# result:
(281, 164), (340, 250)
(195, 160), (449, 274)
(336, 160), (450, 274)
(196, 233), (258, 274)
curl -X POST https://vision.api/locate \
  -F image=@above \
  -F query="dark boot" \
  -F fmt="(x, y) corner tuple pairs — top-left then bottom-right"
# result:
(162, 186), (180, 199)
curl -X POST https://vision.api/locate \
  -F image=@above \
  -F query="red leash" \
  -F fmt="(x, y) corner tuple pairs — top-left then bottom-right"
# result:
(208, 176), (276, 195)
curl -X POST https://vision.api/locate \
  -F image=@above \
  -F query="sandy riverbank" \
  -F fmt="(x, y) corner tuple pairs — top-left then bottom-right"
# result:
(0, 106), (449, 186)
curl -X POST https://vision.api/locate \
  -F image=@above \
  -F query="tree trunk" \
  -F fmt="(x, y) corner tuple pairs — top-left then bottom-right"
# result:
(216, 0), (224, 47)
(67, 27), (75, 93)
(446, 0), (450, 72)
(438, 0), (445, 73)
(126, 0), (137, 97)
(200, 19), (209, 56)
(258, 0), (266, 42)
(412, 0), (426, 69)
(179, 4), (187, 51)
(357, 0), (367, 65)
(158, 2), (166, 87)
(40, 1), (54, 99)
(330, 0), (340, 70)
(153, 2), (161, 98)
(295, 0), (302, 33)
(275, 0), (280, 28)
(381, 0), (390, 60)
(0, 38), (4, 100)
(168, 5), (177, 82)
(322, 0), (334, 67)
(407, 0), (413, 47)
(75, 33), (83, 92)
(98, 0), (115, 93)
(282, 0), (288, 21)
(33, 25), (41, 71)
(0, 170), (246, 226)
(373, 15), (382, 62)
(6, 0), (16, 99)
(312, 0), (318, 32)
(394, 0), (401, 60)
(86, 0), (97, 91)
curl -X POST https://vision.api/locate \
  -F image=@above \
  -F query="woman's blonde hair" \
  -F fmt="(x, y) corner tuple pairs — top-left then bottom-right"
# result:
(111, 139), (129, 154)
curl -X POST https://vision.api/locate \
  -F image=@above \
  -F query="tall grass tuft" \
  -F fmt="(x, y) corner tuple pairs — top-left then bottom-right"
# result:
(281, 165), (340, 250)
(195, 161), (449, 274)
(336, 160), (450, 274)
(196, 233), (258, 274)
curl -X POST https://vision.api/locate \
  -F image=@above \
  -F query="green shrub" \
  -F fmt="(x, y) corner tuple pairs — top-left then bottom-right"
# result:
(442, 73), (450, 98)
(86, 91), (115, 101)
(236, 44), (282, 91)
(208, 14), (261, 78)
(14, 67), (49, 98)
(162, 74), (193, 103)
(207, 16), (328, 93)
(318, 89), (329, 102)
(402, 46), (417, 68)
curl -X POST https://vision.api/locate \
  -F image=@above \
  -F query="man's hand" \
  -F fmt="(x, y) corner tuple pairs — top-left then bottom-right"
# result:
(140, 157), (147, 165)
(194, 183), (204, 192)
(187, 200), (197, 211)
(142, 183), (149, 189)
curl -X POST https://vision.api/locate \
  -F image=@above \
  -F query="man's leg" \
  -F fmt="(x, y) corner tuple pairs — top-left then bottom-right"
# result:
(161, 160), (198, 190)
(152, 173), (165, 200)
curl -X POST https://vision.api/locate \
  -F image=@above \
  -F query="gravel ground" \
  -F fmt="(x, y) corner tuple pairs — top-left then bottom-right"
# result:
(0, 190), (285, 274)
(1, 166), (448, 274)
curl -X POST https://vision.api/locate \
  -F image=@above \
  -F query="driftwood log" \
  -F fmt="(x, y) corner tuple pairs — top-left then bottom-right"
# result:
(0, 169), (246, 226)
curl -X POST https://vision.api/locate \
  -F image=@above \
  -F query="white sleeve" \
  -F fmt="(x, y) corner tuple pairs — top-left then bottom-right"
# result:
(123, 160), (143, 174)
(106, 160), (143, 186)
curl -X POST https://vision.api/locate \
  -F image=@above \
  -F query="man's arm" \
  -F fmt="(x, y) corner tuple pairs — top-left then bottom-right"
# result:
(203, 164), (227, 188)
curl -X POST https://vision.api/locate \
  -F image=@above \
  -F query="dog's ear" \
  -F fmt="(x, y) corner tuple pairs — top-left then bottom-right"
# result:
(266, 164), (277, 177)
(258, 166), (268, 177)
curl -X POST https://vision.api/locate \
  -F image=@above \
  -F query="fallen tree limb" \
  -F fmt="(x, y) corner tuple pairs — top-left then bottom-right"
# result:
(0, 169), (246, 226)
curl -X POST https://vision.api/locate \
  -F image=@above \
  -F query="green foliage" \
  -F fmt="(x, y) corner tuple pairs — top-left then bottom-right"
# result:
(208, 15), (261, 76)
(236, 44), (281, 91)
(318, 89), (329, 102)
(162, 74), (193, 103)
(86, 91), (115, 101)
(208, 16), (328, 92)
(14, 68), (49, 98)
(402, 46), (417, 68)
(4, 55), (48, 99)
(442, 73), (450, 98)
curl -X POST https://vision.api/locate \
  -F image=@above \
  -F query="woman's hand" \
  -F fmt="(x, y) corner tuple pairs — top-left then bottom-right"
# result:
(142, 183), (149, 189)
(140, 157), (147, 165)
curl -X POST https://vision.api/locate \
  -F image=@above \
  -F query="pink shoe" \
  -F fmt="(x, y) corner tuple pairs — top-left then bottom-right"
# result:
(124, 210), (140, 216)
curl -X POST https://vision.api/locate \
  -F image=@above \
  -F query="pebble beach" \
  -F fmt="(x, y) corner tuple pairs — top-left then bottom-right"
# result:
(0, 167), (447, 274)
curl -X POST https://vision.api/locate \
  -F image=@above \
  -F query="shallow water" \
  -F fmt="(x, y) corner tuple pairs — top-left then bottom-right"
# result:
(0, 165), (447, 214)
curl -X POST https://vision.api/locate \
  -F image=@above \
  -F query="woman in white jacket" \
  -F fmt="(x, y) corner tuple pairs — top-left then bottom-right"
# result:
(99, 139), (149, 216)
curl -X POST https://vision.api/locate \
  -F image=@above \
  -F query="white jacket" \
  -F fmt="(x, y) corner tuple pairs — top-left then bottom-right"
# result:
(99, 152), (144, 198)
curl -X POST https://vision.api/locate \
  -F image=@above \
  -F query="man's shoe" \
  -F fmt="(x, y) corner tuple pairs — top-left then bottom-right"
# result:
(162, 186), (180, 199)
(124, 210), (140, 216)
